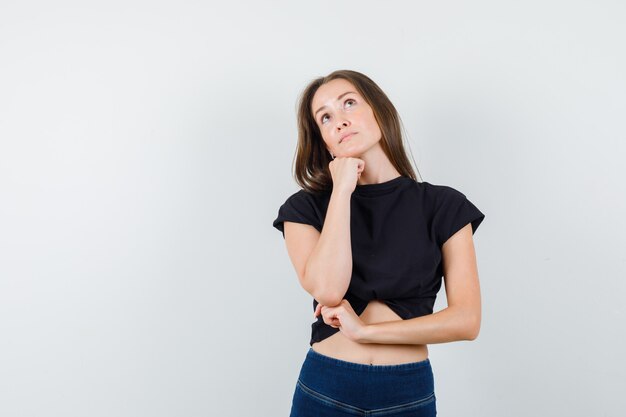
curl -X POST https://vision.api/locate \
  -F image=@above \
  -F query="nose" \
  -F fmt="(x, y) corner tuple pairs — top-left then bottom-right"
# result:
(336, 119), (349, 131)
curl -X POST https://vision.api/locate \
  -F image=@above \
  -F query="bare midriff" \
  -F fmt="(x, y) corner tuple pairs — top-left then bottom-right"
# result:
(311, 299), (429, 365)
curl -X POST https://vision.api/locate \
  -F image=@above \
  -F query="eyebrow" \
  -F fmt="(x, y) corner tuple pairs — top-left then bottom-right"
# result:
(313, 91), (357, 119)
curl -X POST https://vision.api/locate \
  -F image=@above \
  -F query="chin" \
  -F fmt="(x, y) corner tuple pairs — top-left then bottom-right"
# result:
(343, 146), (369, 158)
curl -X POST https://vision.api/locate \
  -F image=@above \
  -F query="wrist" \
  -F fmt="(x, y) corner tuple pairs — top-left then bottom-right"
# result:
(331, 188), (353, 199)
(357, 324), (373, 343)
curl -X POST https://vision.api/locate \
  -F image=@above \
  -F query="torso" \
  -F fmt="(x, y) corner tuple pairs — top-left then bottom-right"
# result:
(311, 300), (429, 365)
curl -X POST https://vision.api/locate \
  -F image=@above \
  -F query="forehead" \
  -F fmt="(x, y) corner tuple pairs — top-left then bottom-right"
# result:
(311, 78), (359, 109)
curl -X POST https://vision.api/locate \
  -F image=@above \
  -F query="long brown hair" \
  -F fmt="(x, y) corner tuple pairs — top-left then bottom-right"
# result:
(292, 69), (420, 193)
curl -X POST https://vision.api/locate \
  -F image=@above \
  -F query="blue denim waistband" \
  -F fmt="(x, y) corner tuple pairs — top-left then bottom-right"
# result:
(306, 347), (431, 373)
(297, 348), (435, 411)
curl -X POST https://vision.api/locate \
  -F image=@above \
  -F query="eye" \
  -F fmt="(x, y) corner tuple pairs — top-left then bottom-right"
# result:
(320, 98), (356, 124)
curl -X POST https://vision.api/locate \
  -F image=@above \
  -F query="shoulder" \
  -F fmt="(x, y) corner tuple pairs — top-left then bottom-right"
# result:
(421, 181), (485, 246)
(274, 188), (328, 223)
(420, 180), (464, 194)
(414, 180), (467, 206)
(282, 188), (328, 207)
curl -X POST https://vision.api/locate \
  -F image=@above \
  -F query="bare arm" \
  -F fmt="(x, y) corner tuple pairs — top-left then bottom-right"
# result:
(283, 157), (364, 307)
(302, 188), (353, 306)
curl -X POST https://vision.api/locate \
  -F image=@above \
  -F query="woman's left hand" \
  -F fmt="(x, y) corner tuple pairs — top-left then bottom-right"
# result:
(314, 299), (367, 342)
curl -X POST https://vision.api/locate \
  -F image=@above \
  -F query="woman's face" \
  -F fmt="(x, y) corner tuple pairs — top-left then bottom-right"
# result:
(311, 78), (382, 158)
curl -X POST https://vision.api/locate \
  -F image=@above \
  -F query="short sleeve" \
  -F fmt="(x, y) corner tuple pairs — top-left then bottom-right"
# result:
(432, 186), (485, 247)
(272, 190), (323, 239)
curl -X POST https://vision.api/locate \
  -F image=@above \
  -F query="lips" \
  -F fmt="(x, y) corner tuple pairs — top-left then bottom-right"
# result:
(340, 132), (356, 143)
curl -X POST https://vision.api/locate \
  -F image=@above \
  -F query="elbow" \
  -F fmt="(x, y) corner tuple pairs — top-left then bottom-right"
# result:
(466, 327), (480, 341)
(311, 283), (345, 306)
(314, 289), (344, 307)
(451, 306), (481, 341)
(304, 279), (344, 306)
(318, 279), (349, 306)
(303, 271), (347, 307)
(464, 315), (481, 341)
(452, 305), (480, 341)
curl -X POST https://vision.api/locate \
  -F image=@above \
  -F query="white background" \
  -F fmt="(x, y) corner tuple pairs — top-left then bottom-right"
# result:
(1, 1), (625, 416)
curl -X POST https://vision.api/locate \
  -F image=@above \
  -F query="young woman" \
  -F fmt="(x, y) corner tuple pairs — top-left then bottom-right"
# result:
(273, 69), (485, 417)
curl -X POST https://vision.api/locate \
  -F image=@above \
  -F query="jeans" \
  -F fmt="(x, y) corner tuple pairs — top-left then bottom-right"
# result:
(289, 348), (436, 416)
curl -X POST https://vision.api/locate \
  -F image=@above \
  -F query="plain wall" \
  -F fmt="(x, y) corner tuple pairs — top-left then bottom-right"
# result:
(1, 1), (625, 416)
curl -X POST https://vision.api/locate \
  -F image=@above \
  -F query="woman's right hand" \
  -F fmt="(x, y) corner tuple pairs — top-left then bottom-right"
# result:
(329, 157), (365, 194)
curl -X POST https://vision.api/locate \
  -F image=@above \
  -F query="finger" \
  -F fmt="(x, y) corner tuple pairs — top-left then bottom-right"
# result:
(314, 303), (322, 318)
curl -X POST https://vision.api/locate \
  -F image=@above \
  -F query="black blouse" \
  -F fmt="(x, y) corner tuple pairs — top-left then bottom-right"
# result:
(272, 175), (485, 346)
